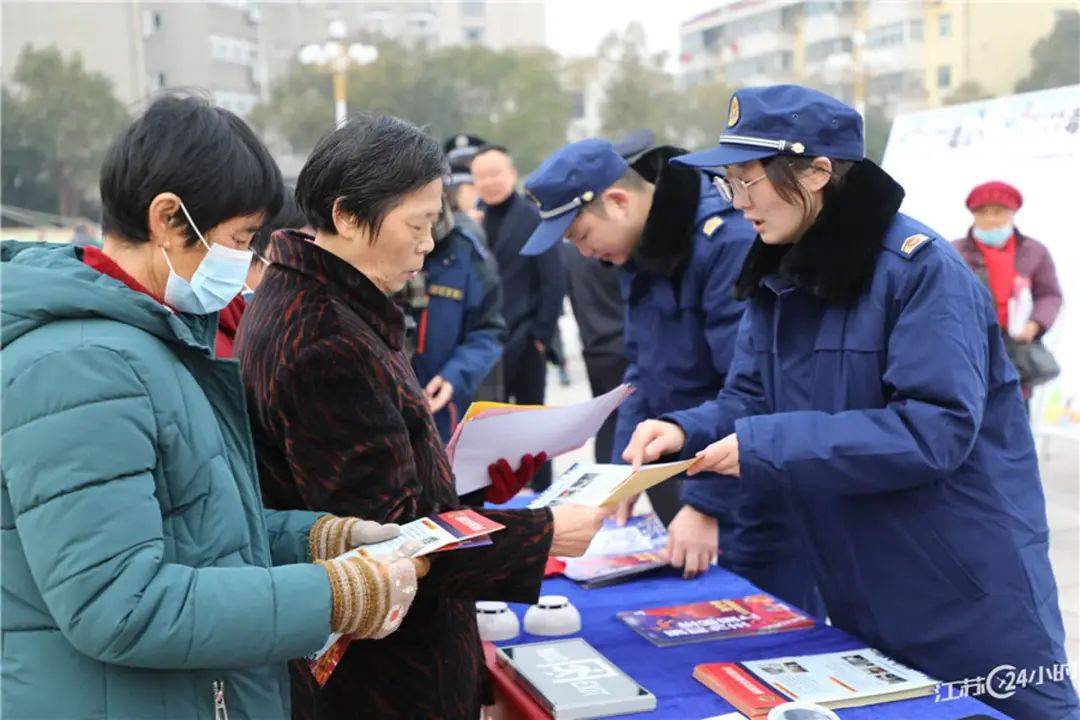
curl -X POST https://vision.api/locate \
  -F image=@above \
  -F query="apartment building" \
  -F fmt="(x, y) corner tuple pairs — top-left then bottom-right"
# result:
(678, 0), (1071, 115)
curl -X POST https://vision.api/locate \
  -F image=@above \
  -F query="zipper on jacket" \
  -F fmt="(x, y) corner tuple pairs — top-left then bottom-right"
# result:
(212, 680), (229, 720)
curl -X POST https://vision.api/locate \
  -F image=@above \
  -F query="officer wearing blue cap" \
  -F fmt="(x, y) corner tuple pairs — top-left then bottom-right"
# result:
(523, 138), (822, 618)
(624, 85), (1078, 720)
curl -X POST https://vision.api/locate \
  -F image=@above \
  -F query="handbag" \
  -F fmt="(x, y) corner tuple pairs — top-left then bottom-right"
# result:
(1004, 335), (1061, 387)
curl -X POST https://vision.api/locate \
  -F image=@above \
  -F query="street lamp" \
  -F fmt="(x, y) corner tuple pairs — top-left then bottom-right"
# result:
(299, 21), (378, 127)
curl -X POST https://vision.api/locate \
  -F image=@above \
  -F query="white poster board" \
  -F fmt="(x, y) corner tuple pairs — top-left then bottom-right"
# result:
(882, 85), (1080, 431)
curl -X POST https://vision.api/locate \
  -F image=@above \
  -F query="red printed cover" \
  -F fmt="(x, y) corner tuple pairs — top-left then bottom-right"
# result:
(693, 662), (790, 719)
(431, 508), (505, 540)
(618, 594), (815, 647)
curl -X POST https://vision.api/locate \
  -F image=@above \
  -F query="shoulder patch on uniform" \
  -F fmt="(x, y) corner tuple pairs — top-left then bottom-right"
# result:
(428, 284), (464, 301)
(702, 216), (725, 237)
(900, 233), (931, 257)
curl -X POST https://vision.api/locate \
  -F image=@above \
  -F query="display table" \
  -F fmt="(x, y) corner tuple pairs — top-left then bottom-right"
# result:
(487, 566), (1009, 719)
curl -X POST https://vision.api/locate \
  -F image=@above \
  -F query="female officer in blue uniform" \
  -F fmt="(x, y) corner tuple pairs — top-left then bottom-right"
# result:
(624, 85), (1078, 720)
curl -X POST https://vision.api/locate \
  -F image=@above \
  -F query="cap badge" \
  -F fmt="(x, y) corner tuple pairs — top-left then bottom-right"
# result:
(454, 134), (468, 148)
(790, 142), (805, 154)
(728, 96), (740, 127)
(582, 190), (595, 203)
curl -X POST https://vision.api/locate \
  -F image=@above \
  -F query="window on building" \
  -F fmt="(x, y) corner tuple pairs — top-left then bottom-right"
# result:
(408, 12), (436, 35)
(806, 37), (853, 63)
(806, 1), (854, 17)
(938, 13), (952, 38)
(141, 10), (162, 37)
(464, 26), (484, 43)
(462, 0), (485, 18)
(682, 32), (704, 55)
(909, 19), (923, 41)
(937, 64), (952, 89)
(210, 35), (255, 66)
(867, 22), (905, 49)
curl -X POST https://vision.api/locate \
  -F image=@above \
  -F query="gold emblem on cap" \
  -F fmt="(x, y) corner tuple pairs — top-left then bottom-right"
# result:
(582, 190), (595, 202)
(791, 142), (805, 154)
(703, 216), (725, 236)
(728, 96), (740, 127)
(901, 233), (930, 255)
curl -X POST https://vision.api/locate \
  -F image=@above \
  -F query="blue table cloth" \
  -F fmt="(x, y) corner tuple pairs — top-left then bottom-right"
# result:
(497, 557), (1009, 718)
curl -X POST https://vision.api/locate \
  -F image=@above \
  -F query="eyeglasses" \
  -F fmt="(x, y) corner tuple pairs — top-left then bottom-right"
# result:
(712, 172), (769, 203)
(712, 164), (832, 204)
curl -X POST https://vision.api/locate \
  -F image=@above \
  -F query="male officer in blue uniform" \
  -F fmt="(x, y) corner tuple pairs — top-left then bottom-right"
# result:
(521, 139), (822, 617)
(624, 84), (1078, 719)
(404, 194), (505, 443)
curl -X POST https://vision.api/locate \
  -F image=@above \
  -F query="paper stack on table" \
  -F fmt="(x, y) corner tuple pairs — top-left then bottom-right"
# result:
(448, 384), (634, 496)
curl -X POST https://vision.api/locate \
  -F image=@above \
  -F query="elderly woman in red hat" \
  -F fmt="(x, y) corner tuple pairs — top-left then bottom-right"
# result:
(952, 181), (1062, 403)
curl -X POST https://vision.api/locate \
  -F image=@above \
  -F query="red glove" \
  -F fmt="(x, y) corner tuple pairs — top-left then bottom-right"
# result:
(486, 452), (547, 504)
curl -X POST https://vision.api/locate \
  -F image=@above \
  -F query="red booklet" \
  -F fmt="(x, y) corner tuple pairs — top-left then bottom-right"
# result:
(694, 662), (788, 719)
(618, 594), (815, 647)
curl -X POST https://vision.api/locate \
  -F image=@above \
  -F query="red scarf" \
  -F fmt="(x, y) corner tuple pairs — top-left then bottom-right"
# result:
(974, 232), (1016, 328)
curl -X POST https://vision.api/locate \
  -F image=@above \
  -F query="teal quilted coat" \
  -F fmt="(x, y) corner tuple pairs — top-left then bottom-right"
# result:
(1, 242), (332, 719)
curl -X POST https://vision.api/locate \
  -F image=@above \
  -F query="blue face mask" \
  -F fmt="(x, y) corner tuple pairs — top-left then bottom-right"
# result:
(972, 224), (1012, 249)
(160, 200), (254, 314)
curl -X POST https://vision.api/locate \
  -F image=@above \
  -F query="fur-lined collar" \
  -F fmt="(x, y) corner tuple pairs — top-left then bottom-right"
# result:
(630, 146), (702, 278)
(734, 159), (905, 304)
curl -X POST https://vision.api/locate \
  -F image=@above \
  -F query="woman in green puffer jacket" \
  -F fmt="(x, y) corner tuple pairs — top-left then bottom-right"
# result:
(1, 96), (424, 720)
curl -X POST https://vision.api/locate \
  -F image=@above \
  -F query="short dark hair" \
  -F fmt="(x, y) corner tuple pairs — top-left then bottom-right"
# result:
(251, 188), (306, 257)
(472, 144), (512, 164)
(296, 113), (448, 240)
(100, 94), (284, 246)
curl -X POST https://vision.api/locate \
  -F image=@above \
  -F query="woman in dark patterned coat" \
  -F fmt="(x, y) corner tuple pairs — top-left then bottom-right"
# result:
(237, 114), (606, 719)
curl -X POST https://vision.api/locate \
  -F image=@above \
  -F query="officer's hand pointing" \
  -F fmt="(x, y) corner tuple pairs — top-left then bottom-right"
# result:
(688, 433), (740, 477)
(622, 420), (686, 471)
(425, 375), (455, 413)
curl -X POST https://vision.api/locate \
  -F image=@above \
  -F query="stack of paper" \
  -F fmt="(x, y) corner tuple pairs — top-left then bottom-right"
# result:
(448, 385), (634, 495)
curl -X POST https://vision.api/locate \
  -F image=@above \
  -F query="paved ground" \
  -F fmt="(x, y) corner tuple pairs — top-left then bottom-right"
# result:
(544, 311), (1080, 665)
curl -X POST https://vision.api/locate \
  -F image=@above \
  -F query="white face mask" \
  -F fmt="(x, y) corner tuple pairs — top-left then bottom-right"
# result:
(160, 200), (253, 314)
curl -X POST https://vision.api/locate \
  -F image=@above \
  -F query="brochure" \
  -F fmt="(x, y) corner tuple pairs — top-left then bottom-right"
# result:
(307, 509), (504, 685)
(528, 460), (694, 510)
(618, 595), (815, 647)
(562, 514), (668, 588)
(694, 648), (936, 718)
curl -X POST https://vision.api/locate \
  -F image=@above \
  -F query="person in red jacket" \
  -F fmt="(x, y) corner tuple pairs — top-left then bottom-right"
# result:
(951, 181), (1063, 401)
